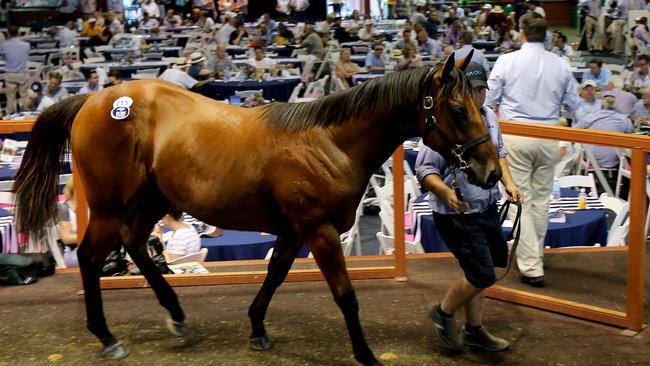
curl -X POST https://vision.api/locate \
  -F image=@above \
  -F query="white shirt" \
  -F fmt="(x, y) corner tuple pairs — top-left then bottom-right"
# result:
(247, 57), (276, 69)
(140, 18), (160, 30)
(218, 23), (236, 45)
(486, 42), (581, 125)
(165, 227), (201, 256)
(140, 0), (160, 18)
(159, 69), (198, 89)
(58, 27), (78, 48)
(78, 83), (103, 94)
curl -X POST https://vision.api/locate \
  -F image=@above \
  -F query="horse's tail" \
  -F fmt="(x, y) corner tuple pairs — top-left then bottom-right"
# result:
(14, 94), (89, 239)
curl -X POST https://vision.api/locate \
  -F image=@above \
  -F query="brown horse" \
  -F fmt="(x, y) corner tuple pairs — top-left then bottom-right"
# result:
(14, 53), (500, 366)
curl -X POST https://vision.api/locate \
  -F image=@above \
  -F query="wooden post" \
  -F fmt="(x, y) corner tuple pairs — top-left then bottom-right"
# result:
(626, 149), (646, 331)
(393, 145), (407, 280)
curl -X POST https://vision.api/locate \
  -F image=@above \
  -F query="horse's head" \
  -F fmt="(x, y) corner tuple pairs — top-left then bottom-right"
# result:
(420, 52), (501, 189)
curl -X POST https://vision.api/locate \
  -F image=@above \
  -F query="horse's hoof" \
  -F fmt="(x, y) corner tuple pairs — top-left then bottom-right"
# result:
(166, 318), (188, 337)
(249, 334), (274, 351)
(355, 353), (383, 366)
(101, 341), (129, 359)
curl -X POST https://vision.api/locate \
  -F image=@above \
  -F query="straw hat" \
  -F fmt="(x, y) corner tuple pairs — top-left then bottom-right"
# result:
(188, 51), (206, 64)
(492, 5), (504, 13)
(172, 58), (189, 70)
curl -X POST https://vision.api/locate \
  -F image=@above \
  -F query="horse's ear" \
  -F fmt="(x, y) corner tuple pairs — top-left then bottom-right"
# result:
(440, 52), (455, 83)
(456, 49), (474, 70)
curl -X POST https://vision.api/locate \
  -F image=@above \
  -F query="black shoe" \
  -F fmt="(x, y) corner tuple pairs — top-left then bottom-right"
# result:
(428, 304), (462, 352)
(461, 326), (510, 351)
(519, 274), (545, 287)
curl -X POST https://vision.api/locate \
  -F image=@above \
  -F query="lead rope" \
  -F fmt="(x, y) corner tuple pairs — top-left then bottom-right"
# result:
(496, 199), (522, 281)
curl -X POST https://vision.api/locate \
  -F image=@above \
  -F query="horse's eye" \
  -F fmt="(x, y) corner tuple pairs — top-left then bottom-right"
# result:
(450, 107), (465, 118)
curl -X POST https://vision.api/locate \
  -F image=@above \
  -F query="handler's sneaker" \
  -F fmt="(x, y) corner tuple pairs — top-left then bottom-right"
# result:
(428, 304), (462, 352)
(461, 326), (510, 351)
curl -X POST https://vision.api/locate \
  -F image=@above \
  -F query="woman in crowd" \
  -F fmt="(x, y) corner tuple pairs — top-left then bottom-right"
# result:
(335, 47), (361, 88)
(151, 209), (201, 262)
(56, 178), (79, 267)
(395, 43), (422, 71)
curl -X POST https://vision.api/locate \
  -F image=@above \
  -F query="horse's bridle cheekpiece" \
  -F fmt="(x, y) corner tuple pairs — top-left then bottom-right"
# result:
(422, 95), (490, 172)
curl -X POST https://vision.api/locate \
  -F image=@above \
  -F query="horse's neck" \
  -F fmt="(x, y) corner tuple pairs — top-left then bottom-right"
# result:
(330, 109), (419, 177)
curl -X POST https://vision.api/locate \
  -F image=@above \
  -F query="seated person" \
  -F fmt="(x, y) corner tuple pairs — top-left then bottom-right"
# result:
(394, 29), (417, 50)
(247, 46), (277, 70)
(276, 22), (296, 44)
(335, 47), (361, 88)
(229, 22), (249, 45)
(550, 33), (573, 60)
(56, 178), (79, 267)
(631, 86), (650, 127)
(151, 209), (201, 262)
(255, 22), (274, 47)
(163, 9), (182, 26)
(139, 12), (160, 32)
(81, 17), (103, 37)
(159, 59), (213, 89)
(417, 29), (443, 60)
(210, 44), (237, 77)
(574, 79), (602, 123)
(187, 51), (209, 79)
(582, 58), (612, 90)
(78, 70), (103, 94)
(395, 43), (422, 71)
(573, 93), (633, 170)
(365, 41), (389, 71)
(104, 70), (123, 87)
(358, 20), (378, 41)
(30, 72), (68, 112)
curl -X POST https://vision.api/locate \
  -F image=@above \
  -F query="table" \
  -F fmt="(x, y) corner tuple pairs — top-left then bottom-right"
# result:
(159, 25), (199, 33)
(199, 77), (301, 102)
(103, 47), (182, 60)
(232, 57), (303, 69)
(79, 61), (171, 78)
(200, 230), (309, 261)
(226, 45), (297, 57)
(573, 68), (588, 83)
(61, 80), (87, 94)
(412, 189), (608, 252)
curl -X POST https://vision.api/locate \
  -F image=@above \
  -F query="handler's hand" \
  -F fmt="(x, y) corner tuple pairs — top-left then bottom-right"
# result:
(443, 188), (469, 213)
(505, 183), (524, 204)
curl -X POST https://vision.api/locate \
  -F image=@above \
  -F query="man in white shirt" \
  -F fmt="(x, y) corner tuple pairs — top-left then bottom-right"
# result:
(57, 21), (79, 48)
(528, 0), (546, 17)
(159, 59), (214, 89)
(140, 11), (160, 31)
(247, 46), (276, 69)
(358, 20), (378, 41)
(78, 70), (103, 94)
(486, 12), (581, 288)
(217, 14), (237, 45)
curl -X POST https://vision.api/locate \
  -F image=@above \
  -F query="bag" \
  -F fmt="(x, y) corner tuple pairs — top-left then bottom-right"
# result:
(101, 245), (129, 277)
(147, 236), (174, 274)
(0, 253), (43, 285)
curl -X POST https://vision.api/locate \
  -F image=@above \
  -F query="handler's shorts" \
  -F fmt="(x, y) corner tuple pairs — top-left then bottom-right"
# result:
(432, 203), (508, 289)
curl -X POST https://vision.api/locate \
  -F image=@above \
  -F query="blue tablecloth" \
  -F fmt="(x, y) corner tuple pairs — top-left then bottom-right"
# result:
(200, 230), (308, 261)
(79, 61), (170, 78)
(405, 148), (418, 172)
(227, 45), (296, 57)
(198, 77), (301, 102)
(103, 47), (182, 59)
(415, 189), (608, 252)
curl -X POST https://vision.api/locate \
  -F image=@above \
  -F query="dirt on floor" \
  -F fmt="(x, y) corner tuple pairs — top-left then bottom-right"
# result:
(0, 257), (648, 366)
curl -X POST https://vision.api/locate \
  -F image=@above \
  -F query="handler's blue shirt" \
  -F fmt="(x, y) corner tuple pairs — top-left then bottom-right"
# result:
(415, 106), (506, 215)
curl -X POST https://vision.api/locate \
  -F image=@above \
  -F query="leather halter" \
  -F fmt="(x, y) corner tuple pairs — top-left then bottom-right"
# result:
(422, 95), (491, 172)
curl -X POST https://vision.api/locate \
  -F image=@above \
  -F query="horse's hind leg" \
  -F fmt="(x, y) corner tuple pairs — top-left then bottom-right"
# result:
(77, 213), (129, 359)
(248, 234), (302, 350)
(120, 185), (186, 334)
(307, 224), (382, 366)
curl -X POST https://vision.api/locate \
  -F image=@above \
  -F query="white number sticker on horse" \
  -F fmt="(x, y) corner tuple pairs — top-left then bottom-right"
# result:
(110, 96), (133, 120)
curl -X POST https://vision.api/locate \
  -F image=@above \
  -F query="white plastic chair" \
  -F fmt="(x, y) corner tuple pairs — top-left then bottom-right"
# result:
(167, 248), (208, 265)
(376, 232), (424, 255)
(235, 89), (263, 98)
(599, 193), (627, 230)
(340, 199), (364, 256)
(304, 75), (329, 98)
(615, 149), (631, 199)
(288, 82), (304, 102)
(558, 173), (598, 197)
(606, 202), (630, 246)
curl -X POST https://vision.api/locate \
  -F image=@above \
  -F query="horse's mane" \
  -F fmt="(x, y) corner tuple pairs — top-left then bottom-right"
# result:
(263, 65), (449, 131)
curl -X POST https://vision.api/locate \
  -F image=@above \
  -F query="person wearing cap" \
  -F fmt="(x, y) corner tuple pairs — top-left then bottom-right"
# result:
(416, 61), (522, 354)
(486, 12), (580, 288)
(159, 58), (214, 89)
(575, 79), (602, 123)
(478, 3), (492, 27)
(81, 16), (103, 37)
(574, 93), (633, 174)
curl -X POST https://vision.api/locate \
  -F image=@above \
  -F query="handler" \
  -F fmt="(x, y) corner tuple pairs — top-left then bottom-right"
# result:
(415, 62), (523, 353)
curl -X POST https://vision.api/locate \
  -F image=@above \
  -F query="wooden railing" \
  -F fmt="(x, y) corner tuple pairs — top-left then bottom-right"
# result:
(3, 118), (647, 331)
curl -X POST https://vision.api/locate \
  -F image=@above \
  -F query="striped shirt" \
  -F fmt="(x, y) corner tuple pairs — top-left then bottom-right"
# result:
(165, 227), (201, 256)
(486, 42), (581, 125)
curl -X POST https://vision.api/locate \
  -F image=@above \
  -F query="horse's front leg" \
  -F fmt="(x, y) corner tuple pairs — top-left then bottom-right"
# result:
(248, 234), (302, 350)
(308, 223), (383, 366)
